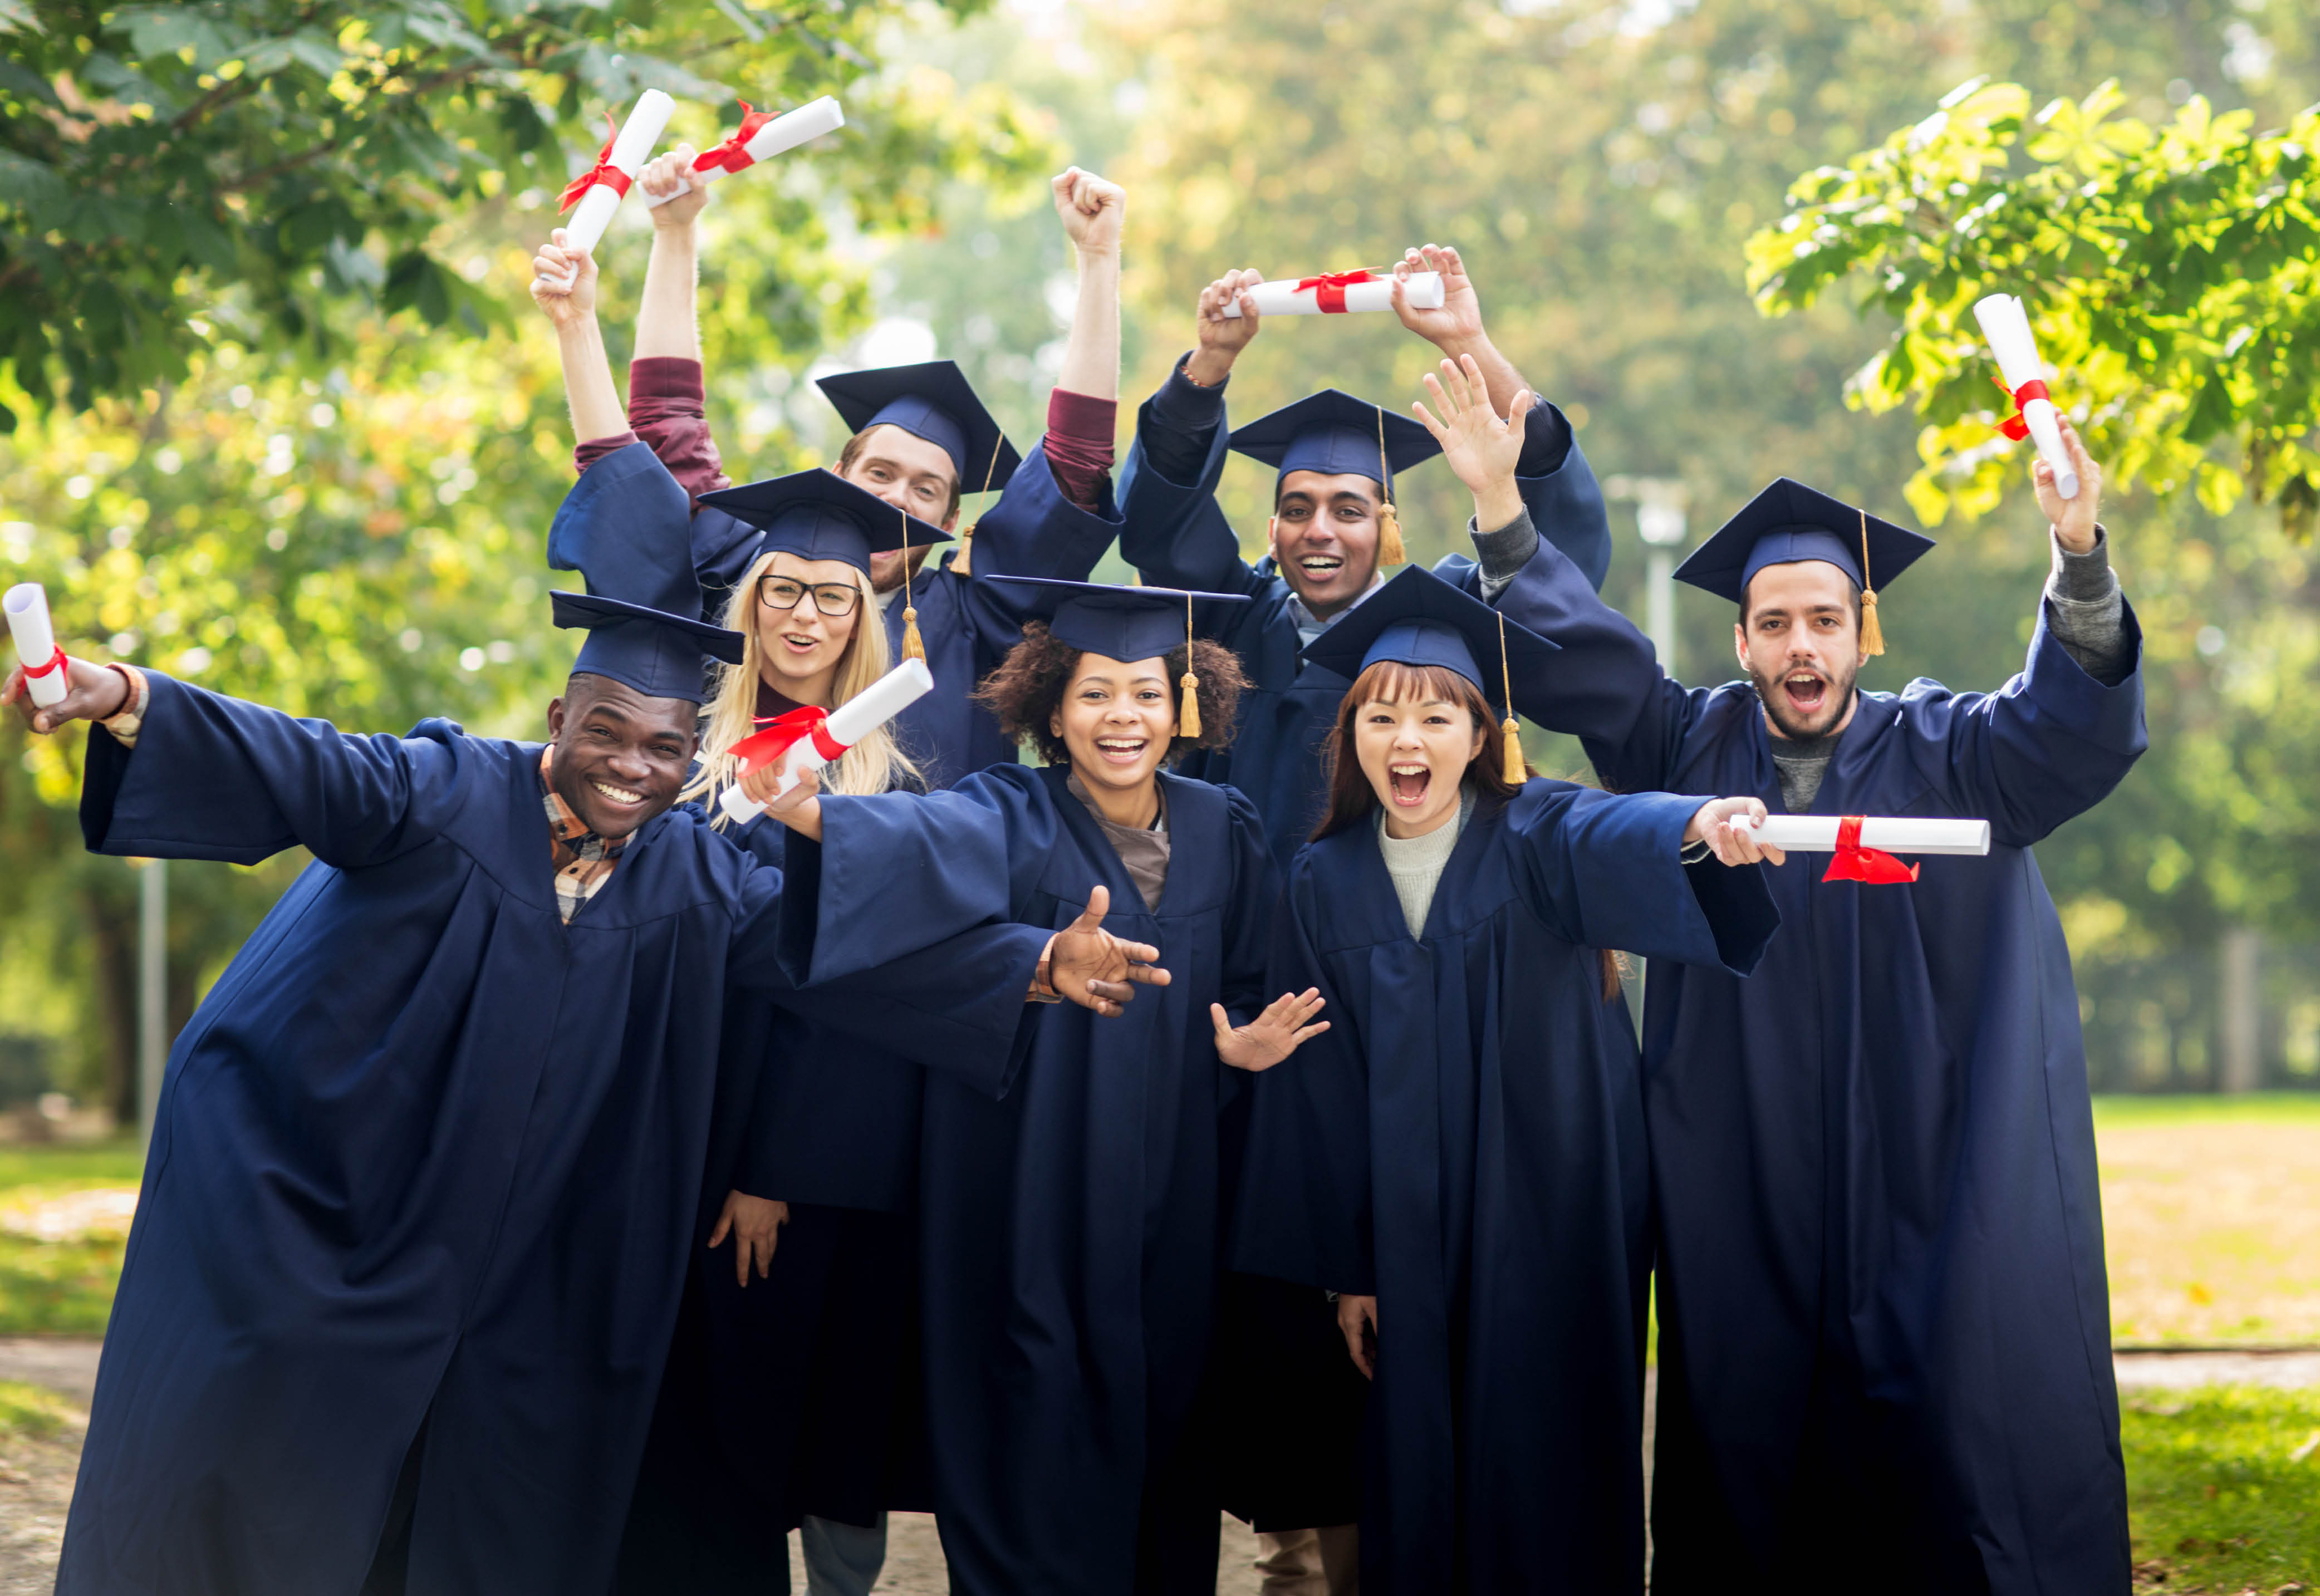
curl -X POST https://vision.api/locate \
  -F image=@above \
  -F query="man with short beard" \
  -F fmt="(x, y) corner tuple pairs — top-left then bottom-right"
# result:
(10, 456), (1164, 1596)
(1504, 416), (2144, 1595)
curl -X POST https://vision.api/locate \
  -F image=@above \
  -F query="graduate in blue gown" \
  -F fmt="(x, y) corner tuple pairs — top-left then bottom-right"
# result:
(1491, 412), (2144, 1593)
(610, 466), (960, 1593)
(1116, 246), (1613, 869)
(533, 165), (1132, 792)
(762, 580), (1331, 1596)
(1229, 564), (1781, 1596)
(11, 451), (1152, 1596)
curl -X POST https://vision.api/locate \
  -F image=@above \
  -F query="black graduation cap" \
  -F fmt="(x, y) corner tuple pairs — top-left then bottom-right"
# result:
(816, 360), (1023, 492)
(697, 468), (951, 578)
(983, 577), (1252, 662)
(986, 576), (1253, 739)
(1674, 479), (1935, 655)
(548, 441), (744, 703)
(1228, 389), (1441, 498)
(1299, 566), (1559, 711)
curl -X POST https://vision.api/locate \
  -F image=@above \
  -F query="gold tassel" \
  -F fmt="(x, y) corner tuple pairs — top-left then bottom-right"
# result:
(1177, 591), (1201, 738)
(1375, 402), (1405, 565)
(901, 600), (926, 662)
(1500, 715), (1526, 785)
(953, 521), (976, 577)
(1856, 508), (1885, 656)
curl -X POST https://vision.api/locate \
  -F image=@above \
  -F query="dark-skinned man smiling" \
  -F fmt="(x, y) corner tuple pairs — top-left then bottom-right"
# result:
(10, 444), (1168, 1596)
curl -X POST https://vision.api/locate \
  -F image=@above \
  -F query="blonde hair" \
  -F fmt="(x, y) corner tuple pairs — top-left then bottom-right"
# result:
(682, 549), (923, 823)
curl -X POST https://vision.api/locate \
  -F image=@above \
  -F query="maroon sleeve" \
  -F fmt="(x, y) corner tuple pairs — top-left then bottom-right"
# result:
(1040, 389), (1119, 513)
(573, 431), (641, 477)
(625, 356), (733, 504)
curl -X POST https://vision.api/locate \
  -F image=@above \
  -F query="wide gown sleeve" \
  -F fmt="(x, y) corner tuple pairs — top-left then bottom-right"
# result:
(1921, 599), (2147, 849)
(774, 768), (1060, 989)
(1229, 855), (1375, 1297)
(1117, 383), (1272, 601)
(1505, 782), (1779, 974)
(79, 673), (467, 870)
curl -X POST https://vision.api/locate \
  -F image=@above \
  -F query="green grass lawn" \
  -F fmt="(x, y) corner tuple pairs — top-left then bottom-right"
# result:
(2094, 1092), (2320, 1126)
(0, 1378), (78, 1440)
(2126, 1386), (2320, 1592)
(0, 1138), (142, 1335)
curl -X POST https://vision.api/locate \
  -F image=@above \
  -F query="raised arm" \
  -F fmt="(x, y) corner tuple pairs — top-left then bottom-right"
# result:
(529, 230), (627, 447)
(7, 662), (463, 871)
(1052, 167), (1122, 405)
(1932, 423), (2145, 846)
(634, 144), (707, 364)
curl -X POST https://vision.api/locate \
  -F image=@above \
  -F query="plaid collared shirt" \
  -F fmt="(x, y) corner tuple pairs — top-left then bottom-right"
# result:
(539, 747), (629, 924)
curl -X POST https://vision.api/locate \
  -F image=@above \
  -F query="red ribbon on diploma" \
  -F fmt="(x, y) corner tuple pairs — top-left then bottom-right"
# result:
(558, 113), (634, 213)
(1993, 374), (2051, 442)
(1296, 271), (1377, 313)
(1823, 816), (1920, 885)
(21, 644), (66, 682)
(694, 103), (778, 175)
(729, 705), (850, 775)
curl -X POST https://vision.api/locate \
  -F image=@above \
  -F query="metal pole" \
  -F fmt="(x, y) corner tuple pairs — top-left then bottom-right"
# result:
(138, 857), (166, 1149)
(1646, 548), (1678, 679)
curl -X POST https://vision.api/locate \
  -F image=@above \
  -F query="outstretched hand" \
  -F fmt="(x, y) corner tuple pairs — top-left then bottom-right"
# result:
(1045, 885), (1171, 1018)
(1414, 353), (1535, 499)
(4, 656), (128, 735)
(1685, 797), (1786, 867)
(1337, 1293), (1379, 1380)
(528, 228), (597, 328)
(1211, 989), (1329, 1072)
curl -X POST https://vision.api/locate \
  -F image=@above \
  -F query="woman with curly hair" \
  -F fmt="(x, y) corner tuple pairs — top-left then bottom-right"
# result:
(756, 578), (1328, 1596)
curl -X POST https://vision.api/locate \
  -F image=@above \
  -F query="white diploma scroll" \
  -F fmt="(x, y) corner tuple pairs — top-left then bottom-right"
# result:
(1742, 815), (1992, 856)
(719, 657), (934, 824)
(548, 90), (677, 284)
(1972, 293), (2078, 500)
(644, 97), (846, 209)
(1219, 271), (1445, 319)
(4, 583), (65, 709)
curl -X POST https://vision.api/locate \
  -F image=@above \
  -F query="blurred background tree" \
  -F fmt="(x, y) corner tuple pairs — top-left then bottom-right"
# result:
(5, 0), (2318, 1117)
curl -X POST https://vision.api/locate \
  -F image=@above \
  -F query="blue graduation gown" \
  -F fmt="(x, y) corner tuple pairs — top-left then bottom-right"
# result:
(56, 675), (1046, 1596)
(787, 765), (1277, 1596)
(1507, 543), (2146, 1594)
(693, 446), (1124, 789)
(1233, 783), (1778, 1595)
(1116, 391), (1612, 866)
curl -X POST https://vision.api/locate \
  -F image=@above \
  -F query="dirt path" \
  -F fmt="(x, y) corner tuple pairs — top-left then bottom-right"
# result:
(1, 1339), (2308, 1593)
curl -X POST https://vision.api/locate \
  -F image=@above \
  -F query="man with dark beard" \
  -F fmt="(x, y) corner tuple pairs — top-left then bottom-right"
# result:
(1487, 413), (2144, 1594)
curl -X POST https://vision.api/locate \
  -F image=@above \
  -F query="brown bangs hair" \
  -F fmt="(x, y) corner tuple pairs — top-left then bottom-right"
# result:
(972, 621), (1249, 767)
(1313, 659), (1624, 1000)
(837, 426), (964, 526)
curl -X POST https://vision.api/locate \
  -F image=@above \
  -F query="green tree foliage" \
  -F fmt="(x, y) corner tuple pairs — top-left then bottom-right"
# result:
(0, 0), (1047, 427)
(1747, 79), (2320, 532)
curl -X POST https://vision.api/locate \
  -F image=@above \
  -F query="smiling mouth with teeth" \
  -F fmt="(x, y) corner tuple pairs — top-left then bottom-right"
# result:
(1298, 556), (1345, 572)
(1387, 762), (1431, 806)
(590, 779), (646, 806)
(1781, 670), (1829, 714)
(1094, 738), (1148, 761)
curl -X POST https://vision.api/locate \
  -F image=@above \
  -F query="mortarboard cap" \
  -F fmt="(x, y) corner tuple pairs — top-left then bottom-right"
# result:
(986, 577), (1254, 740)
(1299, 566), (1559, 710)
(816, 360), (1023, 492)
(1674, 479), (1935, 656)
(697, 468), (951, 578)
(548, 442), (744, 702)
(1228, 389), (1441, 499)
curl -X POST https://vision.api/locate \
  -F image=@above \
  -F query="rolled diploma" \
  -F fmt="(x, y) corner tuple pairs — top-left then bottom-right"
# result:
(1971, 293), (2078, 499)
(645, 97), (846, 208)
(1741, 815), (1992, 856)
(1220, 272), (1445, 319)
(719, 657), (934, 823)
(551, 89), (677, 278)
(5, 583), (65, 709)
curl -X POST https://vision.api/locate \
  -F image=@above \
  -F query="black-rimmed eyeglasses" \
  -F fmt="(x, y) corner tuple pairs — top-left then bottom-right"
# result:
(757, 574), (862, 617)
